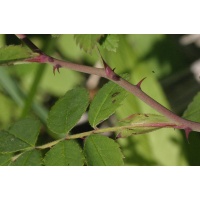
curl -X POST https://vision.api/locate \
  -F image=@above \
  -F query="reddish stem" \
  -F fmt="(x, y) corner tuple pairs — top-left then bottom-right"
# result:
(15, 34), (200, 135)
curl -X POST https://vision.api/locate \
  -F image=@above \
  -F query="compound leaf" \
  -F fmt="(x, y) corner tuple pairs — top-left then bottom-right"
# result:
(84, 134), (124, 166)
(74, 34), (104, 53)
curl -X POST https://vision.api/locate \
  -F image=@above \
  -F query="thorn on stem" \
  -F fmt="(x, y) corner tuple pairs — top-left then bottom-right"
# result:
(53, 64), (61, 75)
(136, 77), (147, 89)
(104, 62), (120, 81)
(184, 127), (192, 144)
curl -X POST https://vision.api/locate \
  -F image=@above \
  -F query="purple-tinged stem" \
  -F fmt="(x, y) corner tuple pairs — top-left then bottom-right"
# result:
(15, 34), (200, 134)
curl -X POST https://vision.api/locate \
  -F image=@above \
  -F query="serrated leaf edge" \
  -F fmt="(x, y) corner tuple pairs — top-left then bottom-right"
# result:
(89, 82), (128, 127)
(47, 88), (89, 134)
(84, 135), (124, 166)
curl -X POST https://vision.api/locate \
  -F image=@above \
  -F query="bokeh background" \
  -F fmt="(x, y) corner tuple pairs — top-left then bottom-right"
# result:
(0, 34), (200, 165)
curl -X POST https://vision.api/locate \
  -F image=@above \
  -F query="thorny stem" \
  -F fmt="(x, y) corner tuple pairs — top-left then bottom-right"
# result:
(15, 34), (200, 136)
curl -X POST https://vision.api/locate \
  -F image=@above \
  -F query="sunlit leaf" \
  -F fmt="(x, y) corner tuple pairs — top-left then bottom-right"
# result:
(99, 34), (119, 52)
(84, 134), (124, 166)
(74, 34), (104, 53)
(10, 150), (42, 166)
(183, 92), (200, 122)
(88, 77), (128, 127)
(0, 45), (38, 65)
(44, 140), (85, 166)
(47, 87), (89, 135)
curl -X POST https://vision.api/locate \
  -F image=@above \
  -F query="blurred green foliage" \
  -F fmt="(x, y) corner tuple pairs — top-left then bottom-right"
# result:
(0, 34), (200, 165)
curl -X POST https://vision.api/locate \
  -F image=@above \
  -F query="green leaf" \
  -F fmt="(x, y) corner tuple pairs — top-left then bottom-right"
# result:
(74, 34), (104, 53)
(84, 134), (124, 166)
(10, 150), (42, 166)
(44, 140), (85, 166)
(117, 113), (172, 138)
(8, 118), (41, 146)
(0, 131), (31, 153)
(88, 78), (128, 127)
(47, 87), (89, 135)
(99, 34), (119, 52)
(183, 92), (200, 122)
(0, 153), (12, 166)
(51, 34), (61, 38)
(0, 45), (39, 65)
(0, 118), (40, 153)
(109, 35), (186, 166)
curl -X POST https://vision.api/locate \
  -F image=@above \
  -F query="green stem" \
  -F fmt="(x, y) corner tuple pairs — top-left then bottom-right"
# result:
(36, 138), (64, 149)
(21, 37), (55, 118)
(21, 66), (46, 117)
(35, 121), (177, 149)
